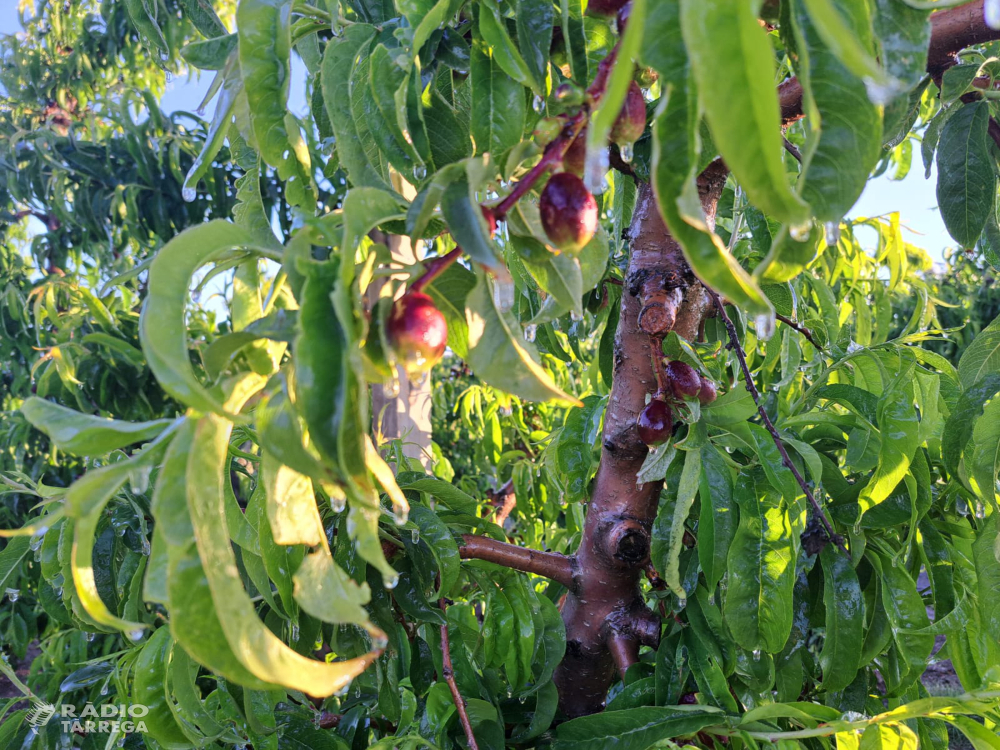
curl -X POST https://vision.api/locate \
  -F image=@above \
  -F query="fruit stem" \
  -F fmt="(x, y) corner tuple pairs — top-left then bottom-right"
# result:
(491, 41), (622, 221)
(410, 247), (463, 293)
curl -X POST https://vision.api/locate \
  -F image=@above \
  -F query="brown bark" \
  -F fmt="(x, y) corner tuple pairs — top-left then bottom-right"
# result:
(458, 535), (575, 589)
(552, 163), (728, 717)
(779, 0), (1000, 124)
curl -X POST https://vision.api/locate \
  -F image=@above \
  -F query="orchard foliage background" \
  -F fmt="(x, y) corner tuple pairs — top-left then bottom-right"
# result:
(2, 0), (1000, 748)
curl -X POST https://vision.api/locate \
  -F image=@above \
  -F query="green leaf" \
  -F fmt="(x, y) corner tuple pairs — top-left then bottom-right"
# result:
(140, 221), (262, 419)
(478, 0), (538, 94)
(659, 448), (701, 601)
(440, 176), (502, 271)
(973, 513), (1000, 643)
(465, 269), (582, 406)
(650, 80), (772, 316)
(510, 234), (584, 320)
(876, 554), (933, 685)
(725, 467), (796, 654)
(237, 0), (315, 209)
(425, 261), (476, 360)
(179, 0), (229, 38)
(936, 101), (996, 248)
(959, 313), (1000, 390)
(321, 24), (387, 188)
(470, 34), (527, 159)
(183, 57), (242, 199)
(555, 395), (605, 502)
(185, 407), (384, 695)
(292, 549), (372, 627)
(791, 0), (883, 223)
(261, 453), (324, 546)
(515, 0), (553, 94)
(679, 0), (809, 225)
(819, 546), (863, 692)
(684, 627), (739, 712)
(552, 706), (724, 750)
(20, 397), (175, 457)
(970, 396), (1000, 502)
(181, 33), (238, 70)
(942, 374), (1000, 476)
(872, 0), (930, 91)
(698, 444), (737, 593)
(857, 376), (919, 519)
(133, 628), (191, 750)
(409, 504), (461, 598)
(800, 0), (894, 92)
(558, 0), (588, 84)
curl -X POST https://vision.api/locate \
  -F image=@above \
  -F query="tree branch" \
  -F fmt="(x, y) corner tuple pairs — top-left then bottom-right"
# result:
(492, 41), (621, 221)
(486, 479), (516, 525)
(775, 313), (822, 351)
(458, 535), (575, 589)
(708, 291), (848, 556)
(780, 1), (1000, 124)
(439, 599), (480, 750)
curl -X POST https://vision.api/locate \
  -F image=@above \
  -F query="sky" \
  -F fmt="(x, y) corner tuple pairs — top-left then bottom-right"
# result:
(0, 6), (955, 262)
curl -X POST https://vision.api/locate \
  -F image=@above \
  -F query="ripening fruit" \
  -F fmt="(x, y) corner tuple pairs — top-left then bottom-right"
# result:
(387, 292), (447, 377)
(539, 172), (598, 253)
(587, 0), (629, 17)
(610, 82), (646, 146)
(637, 399), (672, 446)
(665, 360), (702, 399)
(697, 375), (718, 405)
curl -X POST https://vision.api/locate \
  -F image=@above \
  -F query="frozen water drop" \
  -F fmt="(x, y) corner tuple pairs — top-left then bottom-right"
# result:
(393, 507), (409, 526)
(676, 596), (687, 610)
(523, 324), (537, 343)
(852, 521), (863, 535)
(824, 221), (841, 247)
(128, 628), (144, 642)
(383, 573), (399, 590)
(330, 494), (347, 513)
(4, 588), (18, 602)
(957, 498), (969, 516)
(753, 312), (776, 341)
(411, 528), (420, 543)
(789, 221), (811, 242)
(531, 94), (545, 113)
(85, 632), (96, 642)
(382, 372), (401, 399)
(291, 625), (300, 641)
(987, 0), (1000, 29)
(100, 683), (109, 696)
(570, 308), (584, 322)
(29, 532), (45, 552)
(181, 186), (197, 203)
(583, 145), (609, 195)
(619, 142), (634, 164)
(413, 164), (427, 181)
(752, 649), (761, 662)
(493, 276), (515, 312)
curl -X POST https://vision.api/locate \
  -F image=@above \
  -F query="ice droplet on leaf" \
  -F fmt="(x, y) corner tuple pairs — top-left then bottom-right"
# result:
(493, 275), (515, 312)
(523, 324), (537, 343)
(583, 143), (609, 195)
(987, 0), (1000, 29)
(181, 186), (197, 203)
(128, 629), (144, 642)
(619, 142), (634, 164)
(383, 573), (399, 590)
(412, 164), (427, 181)
(531, 93), (545, 113)
(753, 312), (776, 341)
(382, 371), (401, 399)
(4, 588), (18, 602)
(824, 221), (841, 247)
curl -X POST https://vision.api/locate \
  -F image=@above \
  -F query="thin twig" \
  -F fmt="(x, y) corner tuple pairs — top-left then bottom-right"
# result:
(439, 599), (480, 750)
(781, 136), (802, 163)
(492, 41), (622, 220)
(708, 291), (848, 556)
(410, 247), (463, 293)
(775, 313), (823, 351)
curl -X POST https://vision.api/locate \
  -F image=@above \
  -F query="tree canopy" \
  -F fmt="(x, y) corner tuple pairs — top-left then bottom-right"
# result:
(2, 0), (1000, 749)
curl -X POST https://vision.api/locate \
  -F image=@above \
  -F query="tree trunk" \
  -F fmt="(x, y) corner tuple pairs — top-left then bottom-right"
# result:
(369, 179), (433, 469)
(553, 162), (727, 717)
